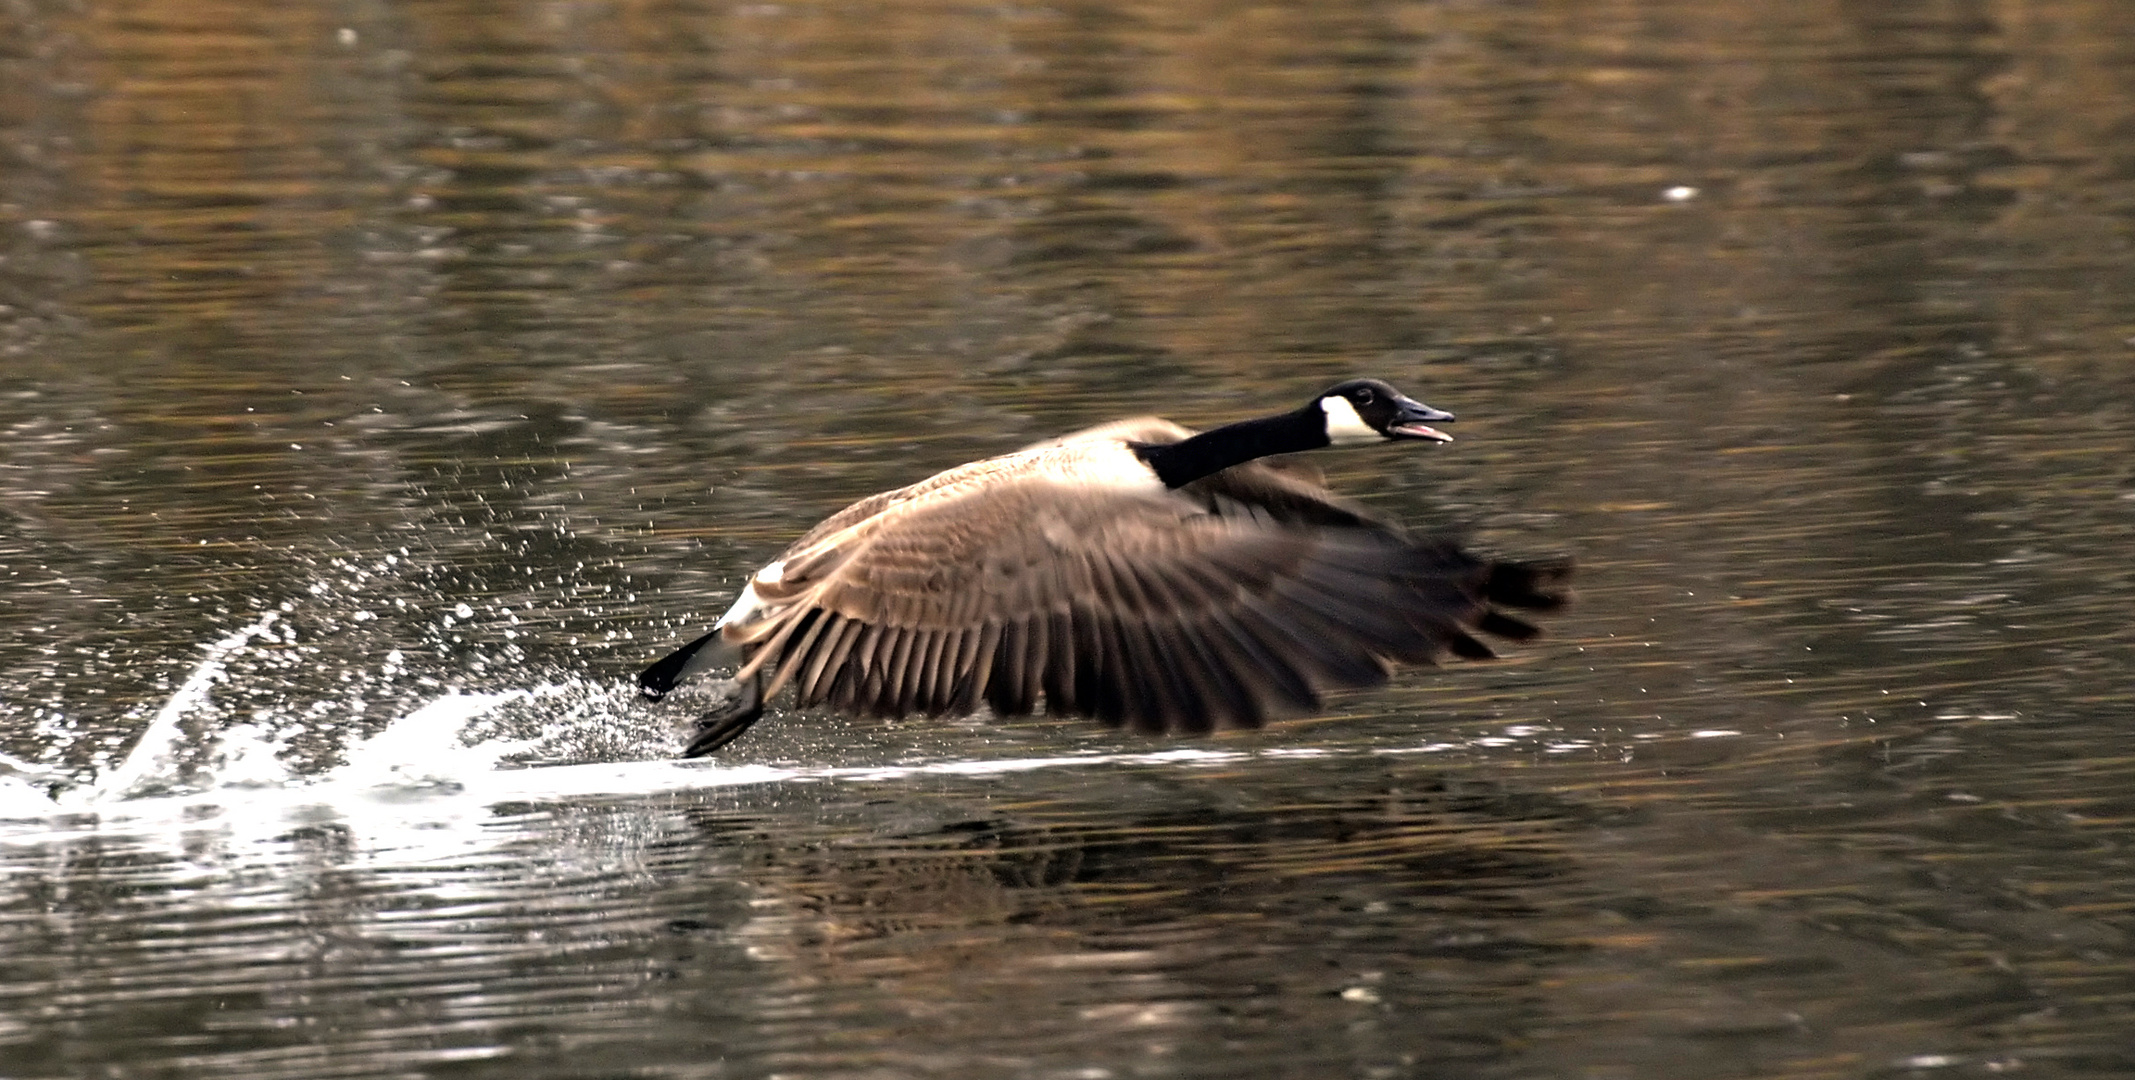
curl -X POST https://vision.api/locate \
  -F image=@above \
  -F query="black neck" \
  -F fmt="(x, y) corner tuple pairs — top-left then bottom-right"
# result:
(1134, 407), (1329, 488)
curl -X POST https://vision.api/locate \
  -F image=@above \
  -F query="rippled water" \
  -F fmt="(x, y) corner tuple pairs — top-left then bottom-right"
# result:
(5, 0), (2134, 1077)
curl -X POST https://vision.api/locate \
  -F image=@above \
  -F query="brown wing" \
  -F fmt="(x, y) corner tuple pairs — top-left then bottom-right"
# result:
(735, 475), (1565, 734)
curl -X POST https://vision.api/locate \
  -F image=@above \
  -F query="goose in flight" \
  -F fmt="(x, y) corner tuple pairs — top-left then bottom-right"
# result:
(640, 379), (1568, 756)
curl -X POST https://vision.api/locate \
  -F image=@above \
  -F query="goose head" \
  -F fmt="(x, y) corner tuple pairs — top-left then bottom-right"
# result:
(1316, 378), (1456, 446)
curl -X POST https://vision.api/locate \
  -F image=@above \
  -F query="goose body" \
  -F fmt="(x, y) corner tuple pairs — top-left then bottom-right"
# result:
(640, 379), (1568, 756)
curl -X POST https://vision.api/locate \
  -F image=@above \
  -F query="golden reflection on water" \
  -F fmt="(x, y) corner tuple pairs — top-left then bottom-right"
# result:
(4, 0), (2135, 1077)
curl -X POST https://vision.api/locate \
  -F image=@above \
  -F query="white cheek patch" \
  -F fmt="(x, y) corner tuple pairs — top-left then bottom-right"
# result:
(1320, 397), (1381, 446)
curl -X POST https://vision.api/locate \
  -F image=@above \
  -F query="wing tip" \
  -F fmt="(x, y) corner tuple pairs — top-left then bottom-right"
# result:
(1484, 555), (1574, 613)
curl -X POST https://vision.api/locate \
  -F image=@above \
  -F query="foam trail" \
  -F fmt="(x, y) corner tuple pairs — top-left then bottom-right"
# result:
(0, 680), (1481, 856)
(89, 611), (282, 802)
(334, 744), (1259, 810)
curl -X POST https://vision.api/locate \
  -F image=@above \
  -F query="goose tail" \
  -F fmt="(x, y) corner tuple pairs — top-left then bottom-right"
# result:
(638, 629), (728, 699)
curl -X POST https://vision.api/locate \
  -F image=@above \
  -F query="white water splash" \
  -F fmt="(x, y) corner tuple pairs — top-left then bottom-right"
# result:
(0, 751), (68, 819)
(10, 612), (1278, 837)
(0, 612), (1602, 860)
(88, 611), (283, 802)
(329, 692), (540, 791)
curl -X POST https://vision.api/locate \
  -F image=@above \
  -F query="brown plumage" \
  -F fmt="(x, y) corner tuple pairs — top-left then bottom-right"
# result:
(641, 383), (1570, 756)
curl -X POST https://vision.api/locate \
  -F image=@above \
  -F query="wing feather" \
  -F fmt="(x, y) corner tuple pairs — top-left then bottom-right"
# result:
(951, 622), (995, 713)
(916, 629), (952, 713)
(1200, 602), (1322, 713)
(1123, 564), (1236, 732)
(1037, 608), (1071, 715)
(648, 460), (1567, 741)
(884, 628), (921, 715)
(1157, 616), (1235, 733)
(1113, 612), (1170, 734)
(994, 618), (1032, 716)
(1069, 604), (1112, 724)
(845, 623), (886, 712)
(797, 616), (859, 706)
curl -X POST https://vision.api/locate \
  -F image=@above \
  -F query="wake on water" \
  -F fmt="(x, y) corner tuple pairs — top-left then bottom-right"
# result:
(0, 609), (1384, 859)
(0, 561), (1612, 859)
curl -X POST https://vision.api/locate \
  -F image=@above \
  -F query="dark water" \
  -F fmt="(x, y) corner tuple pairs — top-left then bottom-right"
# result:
(5, 0), (2134, 1076)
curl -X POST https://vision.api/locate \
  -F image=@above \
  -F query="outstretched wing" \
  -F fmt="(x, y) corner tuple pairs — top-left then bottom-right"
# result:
(728, 473), (1565, 735)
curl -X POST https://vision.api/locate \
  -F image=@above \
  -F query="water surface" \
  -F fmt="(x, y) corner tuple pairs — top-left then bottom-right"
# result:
(4, 1), (2133, 1077)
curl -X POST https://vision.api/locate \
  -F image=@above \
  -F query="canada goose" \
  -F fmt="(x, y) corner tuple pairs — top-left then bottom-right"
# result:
(640, 379), (1568, 756)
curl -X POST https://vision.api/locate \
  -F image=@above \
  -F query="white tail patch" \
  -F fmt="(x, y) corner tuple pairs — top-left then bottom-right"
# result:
(715, 583), (766, 628)
(712, 559), (788, 629)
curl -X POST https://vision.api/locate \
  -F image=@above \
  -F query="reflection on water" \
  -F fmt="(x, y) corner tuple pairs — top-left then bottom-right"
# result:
(5, 0), (2135, 1076)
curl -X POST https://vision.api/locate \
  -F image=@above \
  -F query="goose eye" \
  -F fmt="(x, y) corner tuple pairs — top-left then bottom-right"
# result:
(1354, 388), (1375, 404)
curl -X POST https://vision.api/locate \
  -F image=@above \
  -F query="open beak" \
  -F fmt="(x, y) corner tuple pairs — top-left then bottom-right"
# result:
(1389, 397), (1455, 442)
